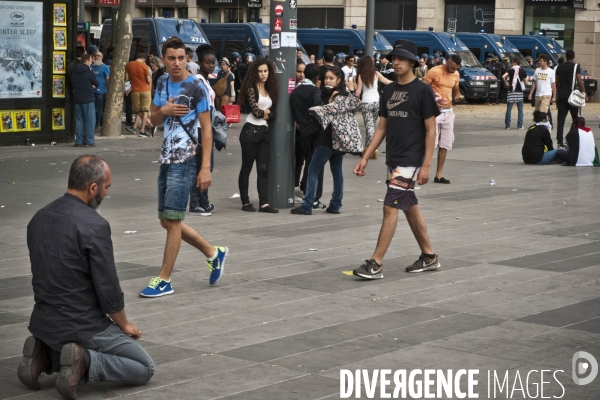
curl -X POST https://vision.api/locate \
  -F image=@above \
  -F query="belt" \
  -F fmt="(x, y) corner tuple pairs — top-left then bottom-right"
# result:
(440, 108), (453, 113)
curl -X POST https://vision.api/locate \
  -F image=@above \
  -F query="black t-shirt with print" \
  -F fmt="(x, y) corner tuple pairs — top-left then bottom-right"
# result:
(380, 79), (440, 168)
(555, 62), (581, 99)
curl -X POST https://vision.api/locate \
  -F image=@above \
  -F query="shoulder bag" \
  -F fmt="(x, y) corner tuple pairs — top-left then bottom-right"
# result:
(213, 71), (231, 97)
(166, 77), (203, 164)
(568, 63), (586, 107)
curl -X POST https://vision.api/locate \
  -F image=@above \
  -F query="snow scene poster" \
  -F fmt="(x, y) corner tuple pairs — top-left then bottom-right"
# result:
(0, 1), (43, 99)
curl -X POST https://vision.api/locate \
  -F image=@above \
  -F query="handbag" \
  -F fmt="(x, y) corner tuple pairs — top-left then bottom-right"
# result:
(213, 71), (231, 97)
(568, 64), (586, 107)
(221, 104), (241, 123)
(212, 109), (227, 151)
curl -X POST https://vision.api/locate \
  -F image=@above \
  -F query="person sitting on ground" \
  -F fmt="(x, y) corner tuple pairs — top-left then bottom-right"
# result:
(564, 117), (600, 166)
(522, 111), (568, 165)
(18, 155), (154, 400)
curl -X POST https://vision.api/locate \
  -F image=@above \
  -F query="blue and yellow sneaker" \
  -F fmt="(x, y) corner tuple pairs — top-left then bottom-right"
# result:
(207, 246), (228, 285)
(139, 277), (174, 298)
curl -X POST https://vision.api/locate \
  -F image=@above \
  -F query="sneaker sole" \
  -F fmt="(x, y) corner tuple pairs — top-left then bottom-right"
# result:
(209, 247), (228, 285)
(189, 212), (212, 216)
(139, 289), (174, 298)
(353, 271), (384, 279)
(407, 262), (441, 273)
(55, 344), (77, 400)
(17, 336), (41, 390)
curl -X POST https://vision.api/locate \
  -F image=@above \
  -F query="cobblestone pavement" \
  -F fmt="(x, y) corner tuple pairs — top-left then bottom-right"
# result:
(0, 104), (600, 399)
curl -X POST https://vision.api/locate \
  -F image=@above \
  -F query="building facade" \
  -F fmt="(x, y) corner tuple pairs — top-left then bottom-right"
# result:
(85, 0), (600, 99)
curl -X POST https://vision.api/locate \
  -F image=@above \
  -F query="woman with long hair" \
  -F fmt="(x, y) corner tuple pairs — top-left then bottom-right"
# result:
(237, 58), (279, 213)
(356, 55), (392, 158)
(291, 66), (361, 215)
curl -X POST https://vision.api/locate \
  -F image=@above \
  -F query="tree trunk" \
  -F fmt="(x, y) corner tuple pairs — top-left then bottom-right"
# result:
(101, 0), (135, 137)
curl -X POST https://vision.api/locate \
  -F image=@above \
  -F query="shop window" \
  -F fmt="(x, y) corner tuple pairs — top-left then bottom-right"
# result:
(179, 8), (188, 18)
(524, 6), (575, 50)
(444, 0), (495, 33)
(101, 7), (112, 23)
(248, 8), (260, 22)
(91, 7), (99, 24)
(374, 0), (417, 30)
(145, 8), (154, 18)
(225, 8), (243, 23)
(209, 9), (221, 23)
(297, 8), (344, 28)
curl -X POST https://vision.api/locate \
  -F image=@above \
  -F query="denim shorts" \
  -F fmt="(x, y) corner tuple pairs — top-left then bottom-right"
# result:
(157, 155), (198, 220)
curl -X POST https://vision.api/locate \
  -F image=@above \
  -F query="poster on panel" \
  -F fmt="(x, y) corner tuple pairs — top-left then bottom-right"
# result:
(0, 1), (44, 99)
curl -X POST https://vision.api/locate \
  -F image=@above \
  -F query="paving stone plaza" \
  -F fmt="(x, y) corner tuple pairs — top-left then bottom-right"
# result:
(1, 105), (600, 399)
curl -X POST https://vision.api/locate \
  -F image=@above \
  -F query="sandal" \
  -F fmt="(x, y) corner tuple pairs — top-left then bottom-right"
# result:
(434, 177), (451, 184)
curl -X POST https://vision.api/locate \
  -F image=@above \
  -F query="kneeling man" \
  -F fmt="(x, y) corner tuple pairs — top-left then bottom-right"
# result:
(18, 155), (154, 400)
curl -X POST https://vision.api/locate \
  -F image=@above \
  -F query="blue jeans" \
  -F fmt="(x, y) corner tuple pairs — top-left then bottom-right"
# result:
(94, 93), (106, 127)
(158, 155), (197, 220)
(537, 148), (568, 165)
(80, 324), (154, 385)
(75, 102), (95, 145)
(299, 146), (344, 214)
(505, 100), (523, 128)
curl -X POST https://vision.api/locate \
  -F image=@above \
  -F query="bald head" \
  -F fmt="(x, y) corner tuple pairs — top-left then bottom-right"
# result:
(68, 155), (108, 190)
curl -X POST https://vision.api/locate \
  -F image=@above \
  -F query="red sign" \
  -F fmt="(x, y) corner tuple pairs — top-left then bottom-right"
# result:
(275, 5), (283, 17)
(97, 0), (120, 4)
(274, 18), (282, 32)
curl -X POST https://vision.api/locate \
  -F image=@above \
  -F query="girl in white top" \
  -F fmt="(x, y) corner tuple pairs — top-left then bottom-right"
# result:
(237, 58), (279, 213)
(355, 55), (392, 156)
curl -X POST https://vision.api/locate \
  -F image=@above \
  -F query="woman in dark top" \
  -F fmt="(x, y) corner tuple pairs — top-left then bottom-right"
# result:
(291, 66), (360, 215)
(522, 111), (568, 165)
(237, 58), (279, 213)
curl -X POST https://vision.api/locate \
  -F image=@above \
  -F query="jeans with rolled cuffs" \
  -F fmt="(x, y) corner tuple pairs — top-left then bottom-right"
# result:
(298, 145), (344, 214)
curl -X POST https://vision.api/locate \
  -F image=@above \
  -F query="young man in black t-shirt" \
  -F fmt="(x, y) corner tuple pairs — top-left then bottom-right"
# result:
(352, 39), (441, 279)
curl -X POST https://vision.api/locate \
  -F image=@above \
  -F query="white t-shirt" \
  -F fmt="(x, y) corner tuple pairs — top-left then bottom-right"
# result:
(533, 67), (555, 96)
(196, 74), (215, 109)
(361, 74), (379, 103)
(246, 92), (272, 126)
(187, 62), (200, 75)
(342, 65), (357, 81)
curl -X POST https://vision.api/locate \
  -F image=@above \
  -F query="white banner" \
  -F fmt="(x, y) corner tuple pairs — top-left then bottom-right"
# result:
(0, 1), (44, 99)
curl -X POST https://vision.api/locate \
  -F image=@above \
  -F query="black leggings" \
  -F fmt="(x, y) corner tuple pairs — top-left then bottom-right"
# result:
(556, 97), (580, 146)
(238, 123), (270, 206)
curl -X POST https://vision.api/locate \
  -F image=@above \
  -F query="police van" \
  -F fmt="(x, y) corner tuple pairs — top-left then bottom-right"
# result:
(506, 35), (596, 97)
(296, 28), (393, 60)
(379, 30), (498, 102)
(99, 18), (208, 60)
(455, 33), (534, 97)
(199, 22), (309, 63)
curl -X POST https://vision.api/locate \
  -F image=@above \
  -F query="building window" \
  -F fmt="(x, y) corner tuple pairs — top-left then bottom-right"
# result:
(374, 0), (416, 30)
(248, 8), (260, 22)
(91, 7), (99, 24)
(524, 6), (574, 50)
(225, 8), (243, 23)
(444, 0), (495, 33)
(209, 8), (221, 23)
(179, 8), (188, 18)
(145, 8), (154, 18)
(101, 7), (112, 23)
(159, 7), (175, 18)
(297, 8), (344, 28)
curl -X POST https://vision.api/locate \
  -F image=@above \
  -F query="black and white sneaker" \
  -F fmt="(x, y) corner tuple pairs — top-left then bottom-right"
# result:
(406, 254), (441, 273)
(139, 132), (150, 138)
(189, 204), (214, 216)
(353, 259), (383, 279)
